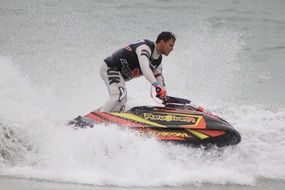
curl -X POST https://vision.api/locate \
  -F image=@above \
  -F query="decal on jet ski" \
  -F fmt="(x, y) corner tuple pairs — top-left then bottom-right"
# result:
(150, 131), (189, 139)
(186, 129), (209, 139)
(143, 113), (199, 124)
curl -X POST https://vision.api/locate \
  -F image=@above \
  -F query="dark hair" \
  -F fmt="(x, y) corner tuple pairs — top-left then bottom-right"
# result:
(156, 31), (176, 43)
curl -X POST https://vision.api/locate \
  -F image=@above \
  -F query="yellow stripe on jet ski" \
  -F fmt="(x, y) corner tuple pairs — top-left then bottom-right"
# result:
(110, 113), (166, 128)
(187, 129), (209, 139)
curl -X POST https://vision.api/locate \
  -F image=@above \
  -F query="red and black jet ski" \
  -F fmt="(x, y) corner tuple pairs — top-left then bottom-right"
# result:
(68, 96), (241, 147)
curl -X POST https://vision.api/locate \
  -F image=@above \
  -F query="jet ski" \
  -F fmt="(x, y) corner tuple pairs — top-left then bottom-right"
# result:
(68, 96), (241, 147)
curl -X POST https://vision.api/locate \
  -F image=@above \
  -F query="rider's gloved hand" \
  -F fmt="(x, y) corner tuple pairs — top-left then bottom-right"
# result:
(152, 82), (167, 99)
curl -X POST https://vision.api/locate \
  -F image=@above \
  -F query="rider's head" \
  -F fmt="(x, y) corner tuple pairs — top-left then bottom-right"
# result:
(156, 31), (176, 56)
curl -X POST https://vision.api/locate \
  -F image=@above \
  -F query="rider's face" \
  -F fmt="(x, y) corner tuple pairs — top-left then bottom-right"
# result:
(161, 39), (175, 56)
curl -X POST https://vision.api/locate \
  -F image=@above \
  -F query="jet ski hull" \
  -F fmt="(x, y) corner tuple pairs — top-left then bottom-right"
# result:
(69, 106), (241, 147)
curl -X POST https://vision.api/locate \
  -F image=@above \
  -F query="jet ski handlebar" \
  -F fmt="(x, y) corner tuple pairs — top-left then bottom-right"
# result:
(162, 96), (191, 105)
(162, 96), (218, 117)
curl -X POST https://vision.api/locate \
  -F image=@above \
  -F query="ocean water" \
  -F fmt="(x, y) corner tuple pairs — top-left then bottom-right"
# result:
(0, 0), (285, 189)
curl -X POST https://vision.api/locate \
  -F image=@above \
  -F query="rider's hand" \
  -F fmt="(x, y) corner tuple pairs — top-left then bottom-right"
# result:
(152, 82), (167, 99)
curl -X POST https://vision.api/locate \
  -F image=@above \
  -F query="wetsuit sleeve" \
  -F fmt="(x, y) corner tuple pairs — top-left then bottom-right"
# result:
(136, 44), (157, 85)
(153, 64), (166, 87)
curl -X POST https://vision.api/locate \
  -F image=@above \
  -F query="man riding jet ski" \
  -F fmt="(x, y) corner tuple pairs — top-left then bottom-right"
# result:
(96, 31), (175, 112)
(69, 32), (241, 147)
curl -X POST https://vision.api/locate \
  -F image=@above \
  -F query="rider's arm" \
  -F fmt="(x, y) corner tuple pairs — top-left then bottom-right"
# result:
(136, 44), (157, 85)
(153, 64), (166, 87)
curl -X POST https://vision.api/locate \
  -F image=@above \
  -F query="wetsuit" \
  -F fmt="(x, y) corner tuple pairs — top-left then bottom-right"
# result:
(99, 39), (165, 112)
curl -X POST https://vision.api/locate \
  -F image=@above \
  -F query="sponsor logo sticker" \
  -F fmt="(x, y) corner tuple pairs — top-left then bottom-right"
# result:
(143, 113), (198, 124)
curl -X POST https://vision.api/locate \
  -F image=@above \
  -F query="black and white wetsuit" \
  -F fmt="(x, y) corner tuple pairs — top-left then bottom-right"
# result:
(99, 39), (165, 112)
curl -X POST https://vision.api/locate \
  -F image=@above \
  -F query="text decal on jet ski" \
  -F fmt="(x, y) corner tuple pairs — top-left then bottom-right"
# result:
(143, 113), (199, 124)
(151, 131), (189, 139)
